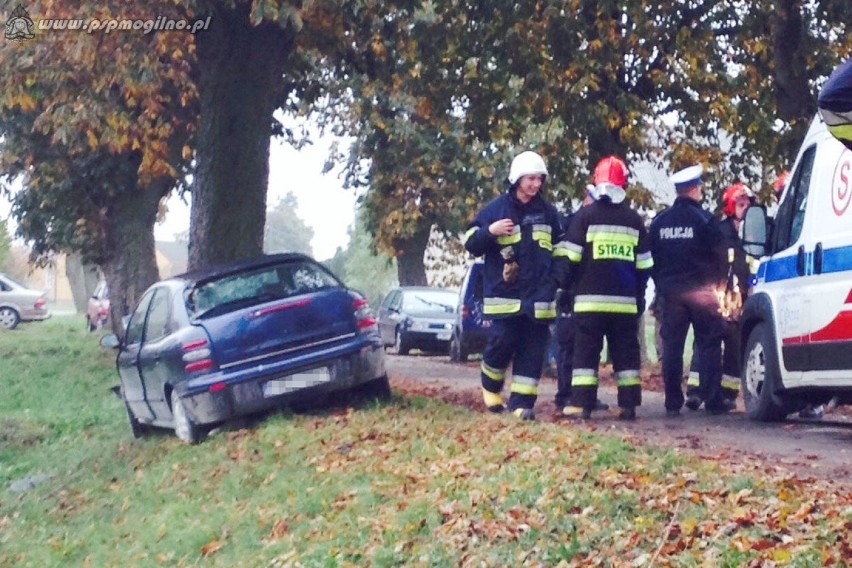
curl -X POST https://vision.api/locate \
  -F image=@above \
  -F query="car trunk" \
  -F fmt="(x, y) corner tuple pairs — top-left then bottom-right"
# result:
(197, 288), (358, 369)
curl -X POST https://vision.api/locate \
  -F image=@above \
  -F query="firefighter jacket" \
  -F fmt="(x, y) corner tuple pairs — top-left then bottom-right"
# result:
(563, 200), (653, 315)
(556, 210), (578, 314)
(463, 190), (568, 320)
(649, 196), (727, 297)
(720, 218), (751, 297)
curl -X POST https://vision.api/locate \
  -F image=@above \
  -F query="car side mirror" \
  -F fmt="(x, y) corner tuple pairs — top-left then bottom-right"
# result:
(100, 334), (121, 349)
(742, 206), (768, 259)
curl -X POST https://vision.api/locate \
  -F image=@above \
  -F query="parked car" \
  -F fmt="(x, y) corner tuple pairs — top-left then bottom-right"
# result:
(449, 261), (490, 362)
(378, 286), (457, 355)
(101, 253), (389, 443)
(86, 280), (110, 332)
(448, 261), (554, 370)
(0, 272), (50, 330)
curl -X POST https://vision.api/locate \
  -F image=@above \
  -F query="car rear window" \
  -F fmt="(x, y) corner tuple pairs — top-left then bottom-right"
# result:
(188, 259), (342, 318)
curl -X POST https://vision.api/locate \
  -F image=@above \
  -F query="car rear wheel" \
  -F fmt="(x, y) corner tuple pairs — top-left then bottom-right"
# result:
(742, 323), (789, 421)
(171, 390), (201, 444)
(0, 307), (21, 330)
(393, 329), (410, 355)
(449, 330), (468, 362)
(357, 374), (392, 401)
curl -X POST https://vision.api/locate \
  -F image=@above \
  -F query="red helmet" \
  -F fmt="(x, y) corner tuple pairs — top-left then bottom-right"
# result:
(773, 171), (790, 196)
(593, 156), (628, 188)
(722, 183), (754, 217)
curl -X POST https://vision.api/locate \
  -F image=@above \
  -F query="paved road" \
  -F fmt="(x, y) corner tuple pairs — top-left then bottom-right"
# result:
(386, 352), (852, 485)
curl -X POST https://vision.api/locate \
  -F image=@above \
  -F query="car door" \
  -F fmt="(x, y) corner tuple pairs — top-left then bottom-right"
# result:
(137, 287), (176, 420)
(117, 289), (156, 421)
(378, 290), (400, 344)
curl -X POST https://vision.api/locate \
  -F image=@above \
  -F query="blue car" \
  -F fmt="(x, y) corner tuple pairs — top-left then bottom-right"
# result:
(104, 253), (388, 443)
(449, 261), (491, 362)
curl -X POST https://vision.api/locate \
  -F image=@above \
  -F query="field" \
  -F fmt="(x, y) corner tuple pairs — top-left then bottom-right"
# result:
(1, 318), (849, 567)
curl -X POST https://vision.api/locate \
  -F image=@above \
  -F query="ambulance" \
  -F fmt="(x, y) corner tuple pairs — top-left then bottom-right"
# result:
(740, 114), (852, 420)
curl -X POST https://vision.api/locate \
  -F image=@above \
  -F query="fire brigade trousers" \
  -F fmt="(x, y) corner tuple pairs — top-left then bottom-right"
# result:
(571, 313), (642, 409)
(480, 316), (551, 411)
(554, 311), (576, 408)
(660, 288), (726, 412)
(686, 319), (741, 403)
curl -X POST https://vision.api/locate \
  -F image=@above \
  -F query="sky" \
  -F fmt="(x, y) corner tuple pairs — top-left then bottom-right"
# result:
(155, 133), (359, 261)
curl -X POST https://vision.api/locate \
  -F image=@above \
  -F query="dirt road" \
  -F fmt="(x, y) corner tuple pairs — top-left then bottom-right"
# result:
(386, 353), (852, 487)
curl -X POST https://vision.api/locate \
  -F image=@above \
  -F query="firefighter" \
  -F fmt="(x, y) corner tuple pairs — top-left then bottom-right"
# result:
(685, 183), (754, 409)
(463, 150), (568, 420)
(650, 164), (732, 416)
(561, 156), (653, 420)
(554, 186), (609, 414)
(818, 58), (852, 150)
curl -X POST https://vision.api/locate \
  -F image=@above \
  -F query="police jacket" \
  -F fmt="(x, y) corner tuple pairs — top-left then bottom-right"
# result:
(463, 189), (567, 321)
(564, 200), (653, 315)
(649, 196), (727, 297)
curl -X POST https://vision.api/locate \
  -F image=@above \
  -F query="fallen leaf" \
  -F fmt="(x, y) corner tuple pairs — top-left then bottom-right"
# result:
(201, 539), (224, 557)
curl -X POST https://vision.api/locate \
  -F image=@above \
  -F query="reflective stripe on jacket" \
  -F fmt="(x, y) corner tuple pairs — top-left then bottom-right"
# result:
(463, 190), (566, 321)
(565, 200), (652, 315)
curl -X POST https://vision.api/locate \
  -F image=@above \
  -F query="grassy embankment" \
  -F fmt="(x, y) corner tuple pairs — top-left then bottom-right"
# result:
(1, 318), (848, 567)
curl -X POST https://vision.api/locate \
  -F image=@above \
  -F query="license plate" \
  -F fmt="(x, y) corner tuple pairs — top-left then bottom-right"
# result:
(263, 367), (331, 397)
(436, 332), (452, 341)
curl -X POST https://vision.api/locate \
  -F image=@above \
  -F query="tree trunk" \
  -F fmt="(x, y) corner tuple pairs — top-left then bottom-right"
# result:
(394, 223), (431, 286)
(188, 4), (294, 271)
(101, 174), (168, 337)
(64, 253), (100, 313)
(771, 0), (816, 125)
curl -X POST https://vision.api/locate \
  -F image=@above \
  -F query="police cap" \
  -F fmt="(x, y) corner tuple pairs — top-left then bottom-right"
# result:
(670, 164), (704, 192)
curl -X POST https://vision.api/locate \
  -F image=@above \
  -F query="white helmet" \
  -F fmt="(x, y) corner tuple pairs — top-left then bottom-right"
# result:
(507, 151), (548, 185)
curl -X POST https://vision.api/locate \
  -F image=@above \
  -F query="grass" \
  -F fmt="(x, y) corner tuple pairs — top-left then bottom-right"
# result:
(1, 317), (850, 567)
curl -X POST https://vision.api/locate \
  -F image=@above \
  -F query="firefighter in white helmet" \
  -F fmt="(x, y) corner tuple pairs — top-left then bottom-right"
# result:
(463, 150), (569, 420)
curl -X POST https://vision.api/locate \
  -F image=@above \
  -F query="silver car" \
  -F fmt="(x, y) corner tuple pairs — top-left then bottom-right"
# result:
(0, 272), (50, 330)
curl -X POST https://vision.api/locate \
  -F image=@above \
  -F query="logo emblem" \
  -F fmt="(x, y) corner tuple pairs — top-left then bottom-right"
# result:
(5, 5), (35, 42)
(832, 149), (852, 217)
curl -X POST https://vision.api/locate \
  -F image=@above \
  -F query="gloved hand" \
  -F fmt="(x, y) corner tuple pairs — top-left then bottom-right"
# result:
(637, 296), (646, 315)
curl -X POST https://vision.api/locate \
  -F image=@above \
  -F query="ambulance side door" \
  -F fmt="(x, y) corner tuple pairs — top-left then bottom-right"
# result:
(765, 144), (816, 382)
(802, 142), (852, 382)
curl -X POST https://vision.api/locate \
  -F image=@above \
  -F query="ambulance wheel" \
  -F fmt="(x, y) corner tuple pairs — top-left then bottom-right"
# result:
(742, 323), (789, 422)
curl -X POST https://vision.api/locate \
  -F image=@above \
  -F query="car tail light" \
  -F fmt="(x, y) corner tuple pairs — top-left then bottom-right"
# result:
(352, 297), (378, 332)
(34, 296), (46, 310)
(182, 339), (216, 375)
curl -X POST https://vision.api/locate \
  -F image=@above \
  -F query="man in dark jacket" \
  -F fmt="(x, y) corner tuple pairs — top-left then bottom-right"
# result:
(463, 151), (568, 420)
(685, 183), (754, 408)
(650, 165), (732, 416)
(554, 186), (609, 414)
(561, 156), (653, 420)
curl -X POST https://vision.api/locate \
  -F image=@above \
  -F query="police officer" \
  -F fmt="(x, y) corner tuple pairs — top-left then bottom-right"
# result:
(561, 156), (653, 420)
(463, 150), (568, 420)
(685, 183), (755, 409)
(650, 164), (732, 416)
